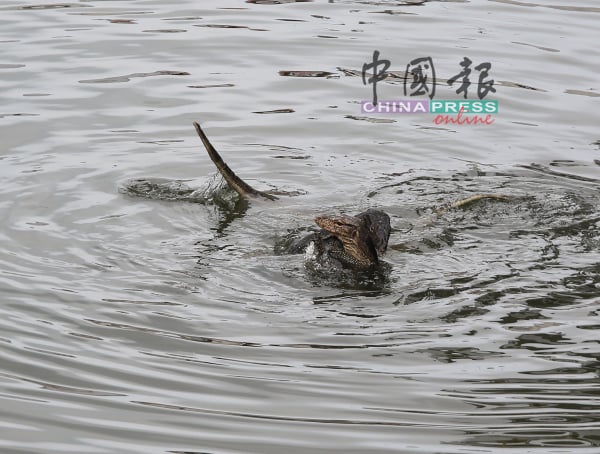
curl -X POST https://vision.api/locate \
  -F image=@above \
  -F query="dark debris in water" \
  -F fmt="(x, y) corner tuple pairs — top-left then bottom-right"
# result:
(519, 163), (600, 183)
(188, 83), (235, 89)
(512, 41), (560, 53)
(549, 159), (578, 167)
(253, 108), (295, 114)
(195, 24), (268, 31)
(345, 115), (395, 123)
(246, 0), (314, 4)
(79, 71), (189, 84)
(279, 70), (336, 77)
(12, 3), (90, 10)
(333, 0), (425, 5)
(370, 9), (418, 15)
(105, 19), (136, 24)
(0, 113), (39, 118)
(142, 29), (187, 33)
(499, 80), (546, 92)
(137, 139), (184, 145)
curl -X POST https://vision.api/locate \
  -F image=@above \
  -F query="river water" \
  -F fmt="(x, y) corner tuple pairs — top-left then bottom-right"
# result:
(1, 1), (599, 453)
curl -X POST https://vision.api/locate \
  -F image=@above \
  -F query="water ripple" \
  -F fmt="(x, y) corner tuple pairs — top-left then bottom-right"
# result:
(1, 0), (599, 452)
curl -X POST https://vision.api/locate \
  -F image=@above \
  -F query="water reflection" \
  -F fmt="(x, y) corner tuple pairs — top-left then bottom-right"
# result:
(2, 0), (600, 452)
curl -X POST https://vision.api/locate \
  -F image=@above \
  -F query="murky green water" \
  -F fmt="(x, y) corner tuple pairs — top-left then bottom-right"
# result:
(1, 1), (599, 453)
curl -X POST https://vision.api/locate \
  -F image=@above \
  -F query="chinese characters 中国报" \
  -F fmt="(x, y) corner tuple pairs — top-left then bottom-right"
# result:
(361, 51), (496, 104)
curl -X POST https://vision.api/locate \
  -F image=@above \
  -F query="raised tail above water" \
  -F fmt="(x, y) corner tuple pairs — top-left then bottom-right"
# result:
(193, 121), (277, 201)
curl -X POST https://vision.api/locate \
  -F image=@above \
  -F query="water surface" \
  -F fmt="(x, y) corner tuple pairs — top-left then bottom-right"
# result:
(1, 1), (599, 453)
